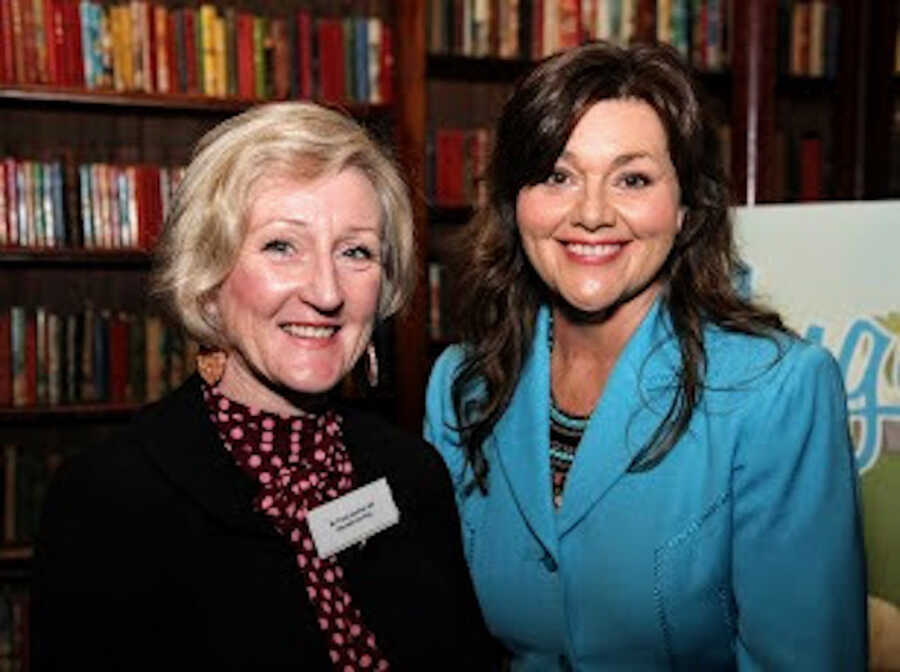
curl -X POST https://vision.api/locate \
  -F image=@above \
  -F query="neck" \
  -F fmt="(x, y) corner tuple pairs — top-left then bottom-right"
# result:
(217, 353), (328, 417)
(550, 286), (660, 415)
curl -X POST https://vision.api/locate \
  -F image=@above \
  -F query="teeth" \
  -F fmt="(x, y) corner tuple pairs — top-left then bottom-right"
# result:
(281, 324), (337, 339)
(567, 243), (620, 256)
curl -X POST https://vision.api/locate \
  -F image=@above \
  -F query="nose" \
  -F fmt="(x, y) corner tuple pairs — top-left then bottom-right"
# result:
(303, 253), (344, 316)
(575, 182), (613, 231)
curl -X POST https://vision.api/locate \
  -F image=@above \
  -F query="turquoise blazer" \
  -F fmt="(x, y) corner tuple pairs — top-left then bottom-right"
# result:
(425, 300), (867, 671)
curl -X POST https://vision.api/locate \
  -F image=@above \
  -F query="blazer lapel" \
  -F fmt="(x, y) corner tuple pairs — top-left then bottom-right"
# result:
(493, 305), (559, 561)
(557, 299), (679, 537)
(135, 375), (277, 538)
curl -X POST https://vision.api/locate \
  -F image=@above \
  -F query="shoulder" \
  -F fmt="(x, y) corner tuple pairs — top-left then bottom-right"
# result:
(702, 326), (841, 395)
(427, 344), (467, 397)
(341, 405), (450, 491)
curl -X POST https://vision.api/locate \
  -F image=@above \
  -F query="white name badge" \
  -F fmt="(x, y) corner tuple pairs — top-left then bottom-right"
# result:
(307, 477), (400, 558)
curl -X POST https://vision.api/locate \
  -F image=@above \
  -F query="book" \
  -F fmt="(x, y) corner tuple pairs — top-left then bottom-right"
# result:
(108, 311), (128, 403)
(235, 10), (254, 98)
(252, 14), (265, 99)
(3, 157), (16, 246)
(317, 17), (344, 103)
(0, 0), (15, 83)
(296, 7), (312, 99)
(270, 15), (289, 99)
(35, 306), (46, 404)
(0, 310), (11, 406)
(154, 3), (169, 93)
(144, 314), (164, 402)
(46, 310), (60, 405)
(435, 128), (466, 206)
(24, 310), (38, 406)
(0, 158), (6, 245)
(799, 133), (823, 200)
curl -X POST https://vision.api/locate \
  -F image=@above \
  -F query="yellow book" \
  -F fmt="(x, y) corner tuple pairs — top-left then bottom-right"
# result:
(214, 12), (226, 98)
(200, 4), (217, 95)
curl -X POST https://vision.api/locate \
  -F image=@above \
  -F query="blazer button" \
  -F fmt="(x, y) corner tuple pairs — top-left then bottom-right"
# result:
(541, 551), (558, 572)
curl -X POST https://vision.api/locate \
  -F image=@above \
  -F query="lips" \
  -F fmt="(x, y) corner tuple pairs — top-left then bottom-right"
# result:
(280, 324), (339, 339)
(561, 240), (626, 260)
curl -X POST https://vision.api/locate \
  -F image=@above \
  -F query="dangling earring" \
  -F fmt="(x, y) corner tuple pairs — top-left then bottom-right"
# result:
(366, 343), (379, 388)
(196, 349), (227, 385)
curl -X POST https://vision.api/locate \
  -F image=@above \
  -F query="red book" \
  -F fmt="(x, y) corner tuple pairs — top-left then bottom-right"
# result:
(145, 0), (157, 92)
(50, 0), (65, 84)
(19, 0), (36, 82)
(435, 128), (466, 207)
(0, 0), (15, 83)
(64, 0), (83, 86)
(165, 7), (177, 93)
(799, 134), (823, 201)
(108, 312), (129, 403)
(531, 0), (543, 59)
(41, 0), (56, 83)
(379, 23), (393, 104)
(24, 308), (36, 406)
(270, 16), (289, 99)
(183, 7), (198, 94)
(316, 18), (344, 103)
(0, 309), (11, 406)
(235, 11), (254, 98)
(558, 0), (582, 48)
(296, 8), (311, 99)
(9, 0), (25, 82)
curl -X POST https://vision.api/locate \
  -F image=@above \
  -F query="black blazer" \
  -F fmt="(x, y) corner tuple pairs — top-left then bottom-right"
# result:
(31, 375), (497, 671)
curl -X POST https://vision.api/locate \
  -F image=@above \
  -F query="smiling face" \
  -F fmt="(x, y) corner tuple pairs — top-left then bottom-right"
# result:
(213, 167), (382, 412)
(516, 98), (684, 321)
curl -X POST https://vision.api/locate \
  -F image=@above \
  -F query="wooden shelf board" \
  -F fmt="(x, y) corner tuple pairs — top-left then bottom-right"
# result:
(0, 247), (152, 267)
(427, 54), (534, 82)
(0, 85), (391, 117)
(0, 403), (140, 424)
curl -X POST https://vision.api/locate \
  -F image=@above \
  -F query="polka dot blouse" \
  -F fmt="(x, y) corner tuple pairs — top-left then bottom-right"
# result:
(203, 383), (390, 671)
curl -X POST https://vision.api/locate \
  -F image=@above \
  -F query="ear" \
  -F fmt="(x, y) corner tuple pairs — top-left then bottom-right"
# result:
(677, 207), (687, 232)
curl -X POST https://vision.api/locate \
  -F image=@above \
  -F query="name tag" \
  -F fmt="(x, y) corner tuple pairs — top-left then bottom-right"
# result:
(307, 477), (399, 558)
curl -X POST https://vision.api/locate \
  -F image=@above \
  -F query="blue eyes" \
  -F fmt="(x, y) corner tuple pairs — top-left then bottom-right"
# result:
(262, 240), (292, 253)
(261, 239), (376, 263)
(343, 246), (375, 261)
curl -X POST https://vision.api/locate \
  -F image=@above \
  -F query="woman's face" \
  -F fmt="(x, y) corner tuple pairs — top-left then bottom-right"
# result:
(214, 168), (382, 406)
(516, 98), (684, 318)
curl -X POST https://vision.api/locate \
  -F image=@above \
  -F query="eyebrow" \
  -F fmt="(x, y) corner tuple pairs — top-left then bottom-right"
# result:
(558, 149), (655, 170)
(266, 218), (380, 234)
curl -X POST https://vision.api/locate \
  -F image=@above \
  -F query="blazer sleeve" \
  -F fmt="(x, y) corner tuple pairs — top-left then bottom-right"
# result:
(424, 346), (470, 494)
(732, 344), (867, 670)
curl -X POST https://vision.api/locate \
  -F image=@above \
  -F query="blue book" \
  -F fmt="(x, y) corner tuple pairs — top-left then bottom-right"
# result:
(51, 162), (66, 247)
(79, 164), (93, 248)
(354, 17), (369, 103)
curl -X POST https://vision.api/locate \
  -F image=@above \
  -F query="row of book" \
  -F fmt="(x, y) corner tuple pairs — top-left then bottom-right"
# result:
(0, 156), (184, 250)
(780, 0), (841, 79)
(771, 131), (827, 202)
(0, 586), (27, 672)
(0, 305), (198, 408)
(2, 444), (70, 548)
(0, 0), (394, 105)
(427, 0), (731, 71)
(429, 126), (493, 209)
(428, 261), (456, 343)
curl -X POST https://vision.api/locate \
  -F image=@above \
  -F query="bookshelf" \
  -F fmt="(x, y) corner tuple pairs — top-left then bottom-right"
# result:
(421, 0), (898, 362)
(0, 1), (422, 664)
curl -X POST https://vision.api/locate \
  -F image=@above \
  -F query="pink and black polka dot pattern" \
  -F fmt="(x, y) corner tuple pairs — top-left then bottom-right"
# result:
(203, 384), (390, 671)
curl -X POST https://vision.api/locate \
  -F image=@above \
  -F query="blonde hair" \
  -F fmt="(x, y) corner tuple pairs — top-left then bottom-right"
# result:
(152, 102), (416, 347)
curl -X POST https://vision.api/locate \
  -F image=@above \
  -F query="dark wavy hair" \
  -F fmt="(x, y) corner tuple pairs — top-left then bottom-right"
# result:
(450, 41), (787, 492)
